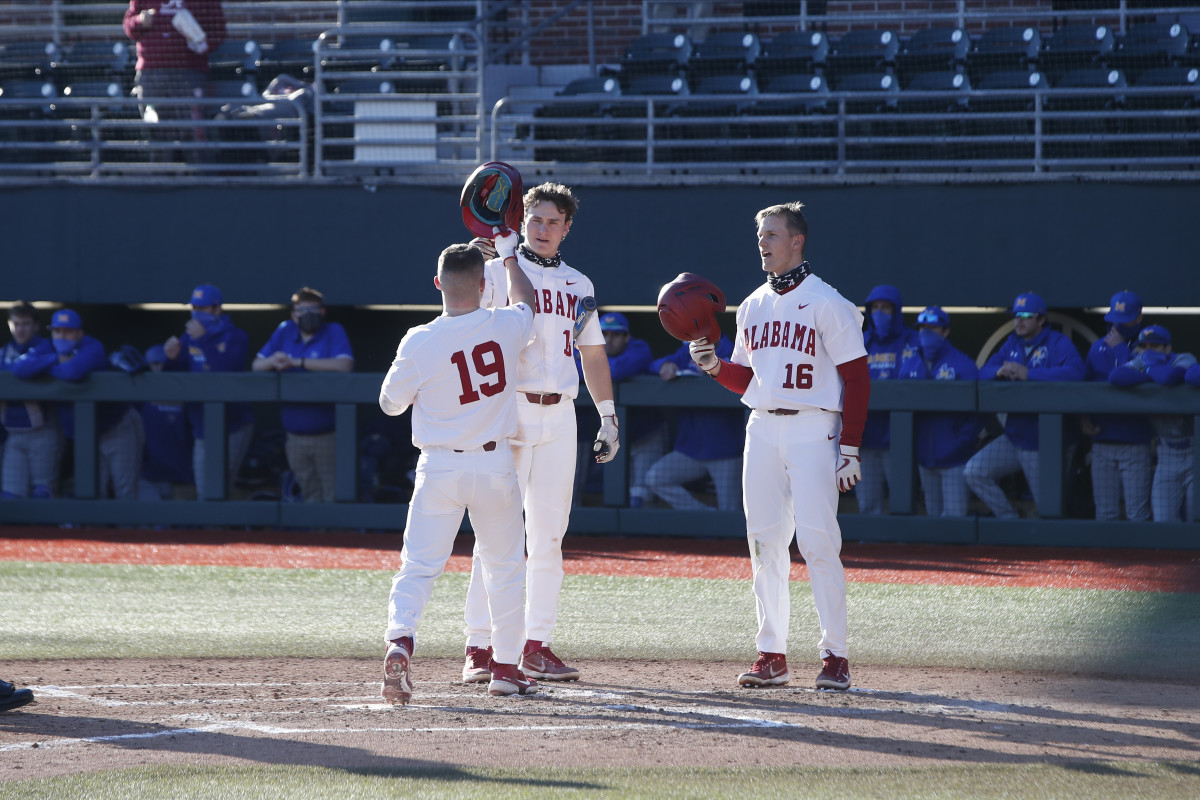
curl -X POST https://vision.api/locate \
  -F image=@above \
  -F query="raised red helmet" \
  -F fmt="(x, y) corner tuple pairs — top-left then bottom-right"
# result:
(460, 161), (524, 239)
(657, 272), (727, 343)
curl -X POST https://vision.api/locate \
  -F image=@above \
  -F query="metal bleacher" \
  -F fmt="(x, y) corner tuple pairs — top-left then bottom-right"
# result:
(1, 1), (1199, 184)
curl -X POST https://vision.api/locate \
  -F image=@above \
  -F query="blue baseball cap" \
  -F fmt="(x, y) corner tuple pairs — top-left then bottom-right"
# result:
(145, 344), (167, 364)
(1138, 325), (1171, 346)
(1104, 289), (1142, 323)
(916, 306), (950, 327)
(189, 284), (223, 306)
(599, 312), (629, 332)
(1011, 292), (1046, 316)
(49, 308), (82, 329)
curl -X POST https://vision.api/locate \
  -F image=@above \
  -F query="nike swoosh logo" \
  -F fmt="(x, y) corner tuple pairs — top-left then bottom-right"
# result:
(566, 281), (577, 285)
(838, 458), (851, 471)
(798, 303), (810, 310)
(827, 434), (836, 440)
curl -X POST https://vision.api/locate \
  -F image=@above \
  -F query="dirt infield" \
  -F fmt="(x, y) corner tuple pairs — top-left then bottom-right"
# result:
(3, 657), (1199, 782)
(2, 527), (1199, 783)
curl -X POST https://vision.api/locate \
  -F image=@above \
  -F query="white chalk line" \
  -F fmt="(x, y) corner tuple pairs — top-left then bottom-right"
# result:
(2, 680), (1051, 755)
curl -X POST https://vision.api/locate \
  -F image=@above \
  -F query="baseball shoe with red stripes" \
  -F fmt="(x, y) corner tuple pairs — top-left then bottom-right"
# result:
(738, 652), (790, 688)
(519, 640), (580, 681)
(462, 645), (493, 683)
(381, 636), (414, 705)
(816, 652), (851, 690)
(489, 662), (539, 697)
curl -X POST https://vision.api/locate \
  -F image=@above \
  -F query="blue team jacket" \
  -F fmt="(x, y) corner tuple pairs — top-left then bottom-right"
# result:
(166, 316), (253, 438)
(1, 335), (53, 430)
(141, 400), (194, 484)
(1083, 334), (1153, 444)
(11, 335), (129, 437)
(648, 337), (744, 461)
(575, 336), (660, 442)
(897, 339), (983, 469)
(980, 328), (1085, 450)
(862, 285), (919, 449)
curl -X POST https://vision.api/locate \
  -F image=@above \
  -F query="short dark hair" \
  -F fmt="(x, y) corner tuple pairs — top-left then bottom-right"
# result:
(291, 287), (325, 308)
(7, 301), (36, 322)
(439, 243), (485, 277)
(756, 202), (809, 239)
(524, 183), (579, 223)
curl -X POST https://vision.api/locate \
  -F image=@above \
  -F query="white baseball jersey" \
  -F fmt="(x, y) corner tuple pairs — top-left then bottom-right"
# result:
(731, 275), (867, 412)
(379, 304), (535, 449)
(481, 251), (604, 397)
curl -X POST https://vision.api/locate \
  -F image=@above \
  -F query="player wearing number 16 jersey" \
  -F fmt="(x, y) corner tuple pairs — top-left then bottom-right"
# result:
(378, 240), (537, 703)
(689, 202), (870, 691)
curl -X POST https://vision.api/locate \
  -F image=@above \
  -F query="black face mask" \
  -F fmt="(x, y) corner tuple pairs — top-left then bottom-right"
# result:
(297, 311), (322, 334)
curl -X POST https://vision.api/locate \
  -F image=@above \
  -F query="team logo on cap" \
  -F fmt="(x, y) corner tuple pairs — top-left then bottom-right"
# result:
(1113, 300), (1126, 313)
(193, 290), (204, 301)
(1015, 297), (1027, 308)
(56, 313), (69, 324)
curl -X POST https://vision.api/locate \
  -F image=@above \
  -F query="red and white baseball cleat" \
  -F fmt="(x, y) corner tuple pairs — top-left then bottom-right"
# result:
(381, 636), (414, 705)
(815, 652), (851, 690)
(738, 652), (790, 687)
(488, 662), (539, 697)
(462, 645), (493, 684)
(519, 640), (581, 681)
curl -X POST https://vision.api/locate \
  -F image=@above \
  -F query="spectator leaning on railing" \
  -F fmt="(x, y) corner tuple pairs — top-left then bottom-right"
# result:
(1, 302), (62, 499)
(964, 292), (1085, 519)
(1109, 325), (1197, 523)
(1080, 290), (1153, 522)
(11, 309), (143, 500)
(252, 287), (354, 503)
(896, 306), (982, 518)
(859, 284), (919, 515)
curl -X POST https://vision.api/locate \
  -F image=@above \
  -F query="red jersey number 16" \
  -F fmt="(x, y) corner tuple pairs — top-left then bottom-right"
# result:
(450, 341), (506, 404)
(782, 363), (813, 390)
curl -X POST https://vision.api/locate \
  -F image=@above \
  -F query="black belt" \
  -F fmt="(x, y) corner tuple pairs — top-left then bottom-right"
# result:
(767, 409), (799, 416)
(524, 392), (562, 405)
(453, 441), (497, 453)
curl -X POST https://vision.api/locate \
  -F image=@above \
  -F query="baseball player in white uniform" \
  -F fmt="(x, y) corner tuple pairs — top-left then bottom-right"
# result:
(378, 237), (539, 703)
(462, 183), (617, 683)
(690, 202), (870, 691)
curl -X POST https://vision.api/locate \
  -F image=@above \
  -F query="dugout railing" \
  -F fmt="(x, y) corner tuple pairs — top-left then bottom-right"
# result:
(0, 372), (1196, 547)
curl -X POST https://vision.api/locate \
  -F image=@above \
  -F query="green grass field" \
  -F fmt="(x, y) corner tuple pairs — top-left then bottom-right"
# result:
(2, 560), (1199, 798)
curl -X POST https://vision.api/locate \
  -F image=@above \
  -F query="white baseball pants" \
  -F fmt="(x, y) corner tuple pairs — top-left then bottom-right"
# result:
(963, 435), (1040, 519)
(856, 447), (891, 514)
(1152, 441), (1194, 523)
(743, 408), (848, 659)
(464, 399), (577, 646)
(387, 443), (527, 665)
(918, 464), (970, 517)
(1090, 442), (1152, 521)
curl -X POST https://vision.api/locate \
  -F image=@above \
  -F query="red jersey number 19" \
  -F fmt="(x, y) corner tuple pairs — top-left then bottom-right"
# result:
(451, 341), (507, 404)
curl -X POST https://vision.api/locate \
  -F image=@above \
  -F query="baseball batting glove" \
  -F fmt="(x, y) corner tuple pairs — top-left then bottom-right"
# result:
(493, 226), (519, 261)
(835, 445), (862, 493)
(689, 338), (718, 373)
(470, 236), (498, 259)
(593, 416), (620, 464)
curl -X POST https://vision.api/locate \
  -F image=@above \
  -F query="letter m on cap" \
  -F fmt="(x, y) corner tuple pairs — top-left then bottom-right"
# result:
(1114, 301), (1125, 312)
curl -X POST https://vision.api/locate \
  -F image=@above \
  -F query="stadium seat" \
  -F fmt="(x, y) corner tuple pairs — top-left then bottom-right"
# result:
(53, 41), (131, 92)
(532, 76), (621, 163)
(895, 27), (970, 82)
(968, 70), (1046, 160)
(834, 72), (899, 160)
(967, 27), (1041, 82)
(1125, 67), (1200, 159)
(1044, 68), (1127, 164)
(670, 75), (757, 141)
(741, 74), (835, 164)
(895, 72), (972, 158)
(1108, 22), (1189, 83)
(0, 41), (59, 82)
(754, 31), (828, 84)
(208, 39), (262, 82)
(205, 79), (259, 104)
(257, 39), (319, 86)
(620, 33), (692, 86)
(824, 30), (899, 83)
(688, 32), (760, 81)
(610, 74), (689, 162)
(0, 79), (57, 165)
(1039, 23), (1115, 83)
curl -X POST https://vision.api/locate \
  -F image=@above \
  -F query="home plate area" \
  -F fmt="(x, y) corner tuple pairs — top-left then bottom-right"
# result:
(1, 658), (1196, 778)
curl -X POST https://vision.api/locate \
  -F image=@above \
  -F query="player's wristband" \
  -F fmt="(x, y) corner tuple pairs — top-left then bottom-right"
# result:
(595, 399), (616, 419)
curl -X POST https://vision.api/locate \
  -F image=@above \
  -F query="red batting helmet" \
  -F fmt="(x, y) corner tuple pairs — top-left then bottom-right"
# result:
(460, 161), (524, 239)
(657, 272), (727, 343)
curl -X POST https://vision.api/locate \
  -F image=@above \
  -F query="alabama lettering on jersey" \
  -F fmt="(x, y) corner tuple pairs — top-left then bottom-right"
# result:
(480, 251), (604, 397)
(379, 304), (534, 450)
(731, 275), (867, 413)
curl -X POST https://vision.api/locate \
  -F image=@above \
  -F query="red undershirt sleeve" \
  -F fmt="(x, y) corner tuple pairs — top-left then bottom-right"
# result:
(712, 359), (753, 394)
(836, 356), (870, 448)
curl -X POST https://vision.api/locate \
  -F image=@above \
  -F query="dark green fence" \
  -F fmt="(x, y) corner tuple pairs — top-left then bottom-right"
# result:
(1, 372), (1197, 547)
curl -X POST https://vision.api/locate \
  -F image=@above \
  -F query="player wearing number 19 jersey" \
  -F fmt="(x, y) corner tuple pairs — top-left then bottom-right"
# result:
(378, 241), (537, 703)
(690, 202), (870, 691)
